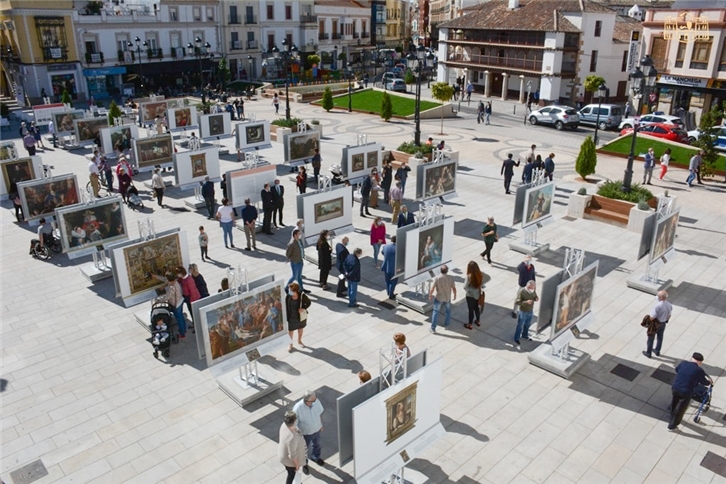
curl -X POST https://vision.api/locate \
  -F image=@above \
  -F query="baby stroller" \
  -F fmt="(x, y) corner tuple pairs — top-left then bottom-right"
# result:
(126, 183), (144, 211)
(692, 383), (713, 423)
(150, 300), (179, 359)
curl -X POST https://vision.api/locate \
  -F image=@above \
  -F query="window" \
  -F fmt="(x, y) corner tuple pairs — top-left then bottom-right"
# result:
(193, 7), (200, 20)
(35, 16), (68, 61)
(594, 20), (602, 37)
(621, 50), (627, 71)
(267, 33), (275, 51)
(675, 42), (686, 68)
(206, 8), (214, 21)
(267, 5), (274, 20)
(589, 50), (598, 72)
(230, 6), (238, 24)
(720, 38), (726, 71)
(362, 20), (367, 35)
(85, 40), (97, 54)
(650, 37), (668, 70)
(285, 5), (292, 20)
(690, 38), (712, 69)
(319, 20), (324, 34)
(286, 33), (292, 46)
(169, 7), (178, 21)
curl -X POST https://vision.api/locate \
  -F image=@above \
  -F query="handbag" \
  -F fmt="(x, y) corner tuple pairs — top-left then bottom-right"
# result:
(293, 470), (303, 484)
(478, 291), (486, 308)
(299, 309), (308, 322)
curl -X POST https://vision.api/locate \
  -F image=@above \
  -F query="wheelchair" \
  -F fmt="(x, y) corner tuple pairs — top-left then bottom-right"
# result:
(30, 231), (62, 260)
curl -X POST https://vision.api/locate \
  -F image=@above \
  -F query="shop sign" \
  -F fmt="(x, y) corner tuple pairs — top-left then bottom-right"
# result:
(47, 63), (75, 71)
(626, 31), (640, 74)
(658, 75), (707, 88)
(664, 12), (710, 43)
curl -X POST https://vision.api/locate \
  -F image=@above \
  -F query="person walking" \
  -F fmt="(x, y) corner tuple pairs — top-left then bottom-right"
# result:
(429, 265), (456, 334)
(370, 216), (386, 269)
(668, 353), (712, 432)
(335, 237), (350, 298)
(296, 166), (308, 194)
(286, 229), (309, 293)
(501, 153), (519, 194)
(485, 101), (492, 125)
(389, 181), (403, 226)
(360, 169), (373, 217)
(286, 282), (311, 351)
(397, 204), (415, 227)
(272, 178), (285, 228)
(261, 183), (274, 235)
(272, 93), (280, 115)
(316, 230), (332, 289)
(381, 235), (397, 299)
(198, 225), (209, 261)
(88, 157), (101, 198)
(686, 151), (702, 187)
(480, 217), (498, 265)
(466, 81), (474, 104)
(659, 148), (671, 180)
(118, 168), (132, 203)
(177, 266), (201, 326)
(311, 149), (322, 185)
(395, 161), (411, 196)
(292, 391), (326, 472)
(201, 176), (215, 219)
(477, 100), (485, 124)
(240, 198), (258, 251)
(48, 119), (57, 148)
(522, 158), (534, 184)
(278, 411), (307, 484)
(215, 198), (236, 249)
(512, 255), (536, 317)
(643, 147), (655, 185)
(463, 261), (484, 330)
(513, 280), (538, 346)
(30, 121), (44, 149)
(642, 290), (673, 358)
(343, 248), (362, 307)
(99, 156), (114, 193)
(156, 272), (187, 338)
(544, 153), (555, 181)
(380, 158), (393, 204)
(151, 168), (165, 207)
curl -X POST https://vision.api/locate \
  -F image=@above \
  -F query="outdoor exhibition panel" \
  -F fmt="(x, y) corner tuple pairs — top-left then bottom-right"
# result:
(522, 181), (555, 228)
(17, 173), (81, 222)
(173, 147), (221, 189)
(32, 103), (66, 125)
(340, 142), (382, 179)
(402, 217), (455, 280)
(650, 209), (680, 266)
(536, 269), (566, 333)
(55, 196), (128, 254)
(167, 106), (198, 131)
(139, 100), (170, 124)
(283, 130), (320, 165)
(393, 223), (418, 279)
(0, 141), (18, 161)
(226, 164), (277, 206)
(132, 134), (174, 169)
(415, 159), (457, 201)
(636, 211), (659, 261)
(100, 124), (138, 155)
(52, 110), (85, 135)
(235, 121), (272, 151)
(550, 261), (599, 342)
(199, 112), (232, 140)
(0, 156), (43, 198)
(296, 185), (354, 246)
(73, 117), (109, 146)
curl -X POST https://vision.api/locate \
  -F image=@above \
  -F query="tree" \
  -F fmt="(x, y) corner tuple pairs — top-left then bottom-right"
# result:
(404, 69), (415, 85)
(430, 82), (454, 135)
(583, 75), (606, 93)
(61, 89), (72, 105)
(107, 100), (122, 125)
(217, 57), (231, 92)
(575, 135), (597, 180)
(321, 87), (334, 112)
(692, 102), (724, 179)
(381, 92), (392, 122)
(307, 54), (321, 68)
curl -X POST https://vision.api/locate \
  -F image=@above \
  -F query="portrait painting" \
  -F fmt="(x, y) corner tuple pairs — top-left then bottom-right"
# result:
(191, 153), (208, 177)
(385, 381), (418, 445)
(74, 117), (109, 143)
(109, 126), (133, 152)
(423, 161), (456, 199)
(134, 135), (173, 168)
(2, 158), (35, 194)
(245, 124), (265, 144)
(551, 262), (598, 339)
(202, 282), (285, 365)
(18, 174), (80, 220)
(53, 110), (84, 133)
(417, 224), (444, 271)
(523, 183), (554, 227)
(140, 101), (168, 123)
(122, 233), (183, 296)
(351, 153), (365, 173)
(287, 131), (319, 163)
(651, 211), (679, 262)
(314, 197), (344, 224)
(0, 141), (16, 161)
(366, 151), (379, 169)
(174, 107), (192, 128)
(56, 197), (127, 253)
(166, 98), (184, 109)
(208, 114), (224, 137)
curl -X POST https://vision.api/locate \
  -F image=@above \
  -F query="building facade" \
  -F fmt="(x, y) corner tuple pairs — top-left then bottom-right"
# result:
(315, 0), (371, 69)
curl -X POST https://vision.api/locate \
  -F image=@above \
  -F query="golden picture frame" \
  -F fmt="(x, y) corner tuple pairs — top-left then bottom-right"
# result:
(385, 381), (418, 445)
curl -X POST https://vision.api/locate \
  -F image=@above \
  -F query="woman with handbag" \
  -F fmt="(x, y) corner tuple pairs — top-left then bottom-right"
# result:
(286, 281), (311, 352)
(463, 261), (484, 329)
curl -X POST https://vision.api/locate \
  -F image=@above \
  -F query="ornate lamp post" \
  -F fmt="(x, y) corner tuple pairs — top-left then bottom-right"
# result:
(406, 45), (426, 146)
(347, 61), (353, 112)
(623, 55), (657, 192)
(132, 36), (148, 94)
(593, 82), (607, 146)
(247, 55), (253, 80)
(273, 39), (298, 120)
(187, 37), (211, 91)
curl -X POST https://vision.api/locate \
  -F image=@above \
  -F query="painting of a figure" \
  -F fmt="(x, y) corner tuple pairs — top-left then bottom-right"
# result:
(53, 110), (84, 133)
(523, 183), (554, 227)
(286, 131), (320, 164)
(423, 162), (456, 199)
(18, 174), (80, 220)
(385, 382), (418, 444)
(351, 153), (365, 173)
(191, 153), (207, 177)
(2, 158), (35, 194)
(122, 233), (184, 295)
(134, 135), (173, 167)
(417, 224), (443, 271)
(74, 118), (109, 143)
(651, 211), (679, 261)
(551, 262), (598, 340)
(56, 197), (127, 252)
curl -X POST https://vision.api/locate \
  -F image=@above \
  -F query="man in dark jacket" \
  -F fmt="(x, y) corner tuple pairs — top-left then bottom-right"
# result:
(201, 176), (215, 219)
(395, 162), (411, 196)
(501, 153), (519, 194)
(669, 353), (711, 431)
(544, 153), (555, 181)
(240, 198), (258, 251)
(335, 237), (350, 297)
(380, 159), (393, 204)
(271, 178), (285, 228)
(522, 158), (534, 184)
(397, 205), (415, 227)
(512, 255), (536, 317)
(360, 171), (373, 217)
(343, 248), (362, 307)
(261, 183), (274, 235)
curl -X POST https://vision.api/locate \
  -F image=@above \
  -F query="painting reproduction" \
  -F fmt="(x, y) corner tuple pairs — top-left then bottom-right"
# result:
(208, 114), (225, 137)
(651, 210), (680, 261)
(18, 174), (80, 220)
(523, 183), (555, 227)
(53, 110), (84, 133)
(134, 135), (173, 168)
(191, 152), (208, 177)
(122, 233), (184, 296)
(203, 282), (285, 366)
(314, 197), (344, 224)
(351, 153), (365, 173)
(173, 107), (193, 128)
(423, 162), (456, 199)
(74, 117), (109, 143)
(417, 224), (444, 271)
(366, 151), (378, 169)
(110, 126), (133, 152)
(0, 141), (16, 161)
(551, 262), (598, 340)
(2, 158), (35, 194)
(286, 131), (319, 164)
(56, 197), (127, 252)
(245, 124), (265, 144)
(140, 101), (168, 123)
(385, 381), (418, 445)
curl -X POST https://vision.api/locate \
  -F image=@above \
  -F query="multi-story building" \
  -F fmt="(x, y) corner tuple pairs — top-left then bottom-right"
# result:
(0, 0), (80, 105)
(219, 1), (262, 81)
(644, 5), (726, 124)
(437, 0), (637, 105)
(315, 0), (372, 69)
(384, 0), (406, 49)
(258, 0), (317, 77)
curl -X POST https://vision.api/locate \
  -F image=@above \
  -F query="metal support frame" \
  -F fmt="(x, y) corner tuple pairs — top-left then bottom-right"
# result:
(296, 121), (307, 133)
(431, 148), (448, 164)
(356, 134), (368, 146)
(92, 249), (109, 270)
(379, 342), (408, 391)
(317, 175), (333, 192)
(243, 150), (259, 169)
(239, 360), (260, 387)
(554, 246), (586, 359)
(417, 201), (443, 227)
(193, 185), (204, 202)
(227, 265), (248, 296)
(113, 117), (123, 127)
(138, 218), (155, 241)
(188, 133), (201, 151)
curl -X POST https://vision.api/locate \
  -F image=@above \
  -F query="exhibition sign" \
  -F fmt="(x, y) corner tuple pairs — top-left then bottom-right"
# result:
(522, 182), (555, 228)
(55, 196), (128, 253)
(0, 156), (42, 197)
(199, 112), (232, 140)
(17, 173), (81, 221)
(235, 121), (272, 151)
(227, 164), (277, 206)
(73, 117), (109, 145)
(199, 280), (287, 367)
(132, 135), (174, 168)
(32, 103), (66, 125)
(402, 217), (455, 280)
(341, 143), (382, 179)
(52, 110), (85, 135)
(296, 185), (354, 245)
(284, 130), (321, 165)
(415, 159), (457, 201)
(167, 106), (198, 131)
(173, 147), (221, 188)
(550, 261), (599, 342)
(650, 209), (680, 264)
(100, 124), (138, 155)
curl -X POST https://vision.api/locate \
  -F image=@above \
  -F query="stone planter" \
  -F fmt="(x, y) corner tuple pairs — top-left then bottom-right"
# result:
(627, 206), (653, 233)
(272, 126), (292, 143)
(567, 193), (592, 219)
(391, 150), (432, 164)
(309, 123), (323, 137)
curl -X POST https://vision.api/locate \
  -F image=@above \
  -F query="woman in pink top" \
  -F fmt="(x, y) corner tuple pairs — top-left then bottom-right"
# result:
(370, 216), (386, 269)
(177, 266), (201, 328)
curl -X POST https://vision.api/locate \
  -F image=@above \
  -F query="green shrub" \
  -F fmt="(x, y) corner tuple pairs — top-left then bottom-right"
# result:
(637, 196), (651, 211)
(321, 87), (334, 112)
(597, 180), (653, 203)
(107, 100), (122, 125)
(577, 187), (587, 195)
(397, 141), (433, 155)
(61, 89), (72, 105)
(271, 117), (304, 128)
(381, 92), (392, 122)
(575, 136), (597, 180)
(404, 70), (415, 85)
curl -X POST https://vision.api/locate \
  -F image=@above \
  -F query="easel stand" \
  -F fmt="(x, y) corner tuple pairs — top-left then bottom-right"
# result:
(627, 196), (676, 294)
(510, 168), (551, 256)
(217, 359), (283, 407)
(183, 185), (206, 209)
(79, 249), (114, 282)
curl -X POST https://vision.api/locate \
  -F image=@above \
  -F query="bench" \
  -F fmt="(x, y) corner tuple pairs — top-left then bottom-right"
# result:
(584, 194), (633, 225)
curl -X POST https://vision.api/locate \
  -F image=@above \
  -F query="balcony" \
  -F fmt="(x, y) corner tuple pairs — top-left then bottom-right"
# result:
(85, 52), (104, 64)
(247, 40), (258, 50)
(362, 32), (370, 38)
(43, 46), (68, 62)
(561, 61), (577, 73)
(332, 33), (341, 40)
(229, 15), (240, 24)
(245, 15), (257, 25)
(318, 33), (329, 40)
(147, 48), (163, 59)
(447, 53), (543, 73)
(231, 40), (242, 50)
(170, 47), (186, 59)
(300, 14), (317, 23)
(352, 33), (359, 39)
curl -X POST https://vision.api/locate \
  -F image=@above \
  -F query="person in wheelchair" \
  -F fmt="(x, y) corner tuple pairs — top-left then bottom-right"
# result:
(29, 217), (55, 254)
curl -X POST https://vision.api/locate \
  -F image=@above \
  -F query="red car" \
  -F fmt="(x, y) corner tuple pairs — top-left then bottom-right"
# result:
(620, 123), (690, 144)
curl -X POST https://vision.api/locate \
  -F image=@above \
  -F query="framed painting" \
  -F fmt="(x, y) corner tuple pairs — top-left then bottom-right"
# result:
(314, 197), (344, 224)
(74, 117), (109, 143)
(55, 196), (128, 253)
(522, 182), (555, 228)
(651, 210), (680, 262)
(420, 160), (457, 200)
(284, 131), (320, 164)
(100, 124), (138, 155)
(384, 381), (418, 444)
(133, 135), (174, 168)
(52, 110), (85, 134)
(121, 232), (184, 296)
(550, 261), (598, 341)
(417, 224), (444, 271)
(139, 101), (168, 123)
(17, 174), (80, 221)
(0, 141), (17, 161)
(1, 158), (35, 194)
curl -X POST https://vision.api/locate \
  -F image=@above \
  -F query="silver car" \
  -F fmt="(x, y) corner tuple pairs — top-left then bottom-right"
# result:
(528, 106), (580, 130)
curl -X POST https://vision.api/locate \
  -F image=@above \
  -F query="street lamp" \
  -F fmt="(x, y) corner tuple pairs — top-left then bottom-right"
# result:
(247, 55), (253, 80)
(273, 39), (298, 120)
(347, 61), (353, 112)
(593, 82), (607, 146)
(623, 55), (657, 192)
(187, 37), (211, 92)
(458, 68), (467, 112)
(132, 36), (148, 95)
(406, 45), (426, 146)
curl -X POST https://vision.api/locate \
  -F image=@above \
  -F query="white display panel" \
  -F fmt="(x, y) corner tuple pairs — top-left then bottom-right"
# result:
(283, 130), (321, 165)
(55, 196), (128, 253)
(522, 181), (555, 228)
(650, 209), (680, 265)
(341, 143), (382, 179)
(132, 134), (174, 169)
(73, 117), (110, 145)
(1, 156), (43, 198)
(402, 217), (455, 280)
(227, 164), (277, 206)
(32, 103), (66, 125)
(138, 100), (169, 124)
(199, 112), (232, 140)
(296, 185), (354, 245)
(52, 110), (85, 134)
(173, 147), (221, 188)
(353, 357), (444, 483)
(415, 159), (457, 201)
(550, 260), (599, 343)
(167, 106), (198, 131)
(235, 120), (272, 151)
(100, 124), (138, 155)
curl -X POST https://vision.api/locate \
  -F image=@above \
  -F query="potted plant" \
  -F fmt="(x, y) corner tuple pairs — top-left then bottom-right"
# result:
(567, 187), (592, 219)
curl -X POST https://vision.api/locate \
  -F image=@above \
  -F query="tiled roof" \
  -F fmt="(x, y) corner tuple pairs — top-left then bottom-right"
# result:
(440, 0), (615, 32)
(612, 15), (642, 43)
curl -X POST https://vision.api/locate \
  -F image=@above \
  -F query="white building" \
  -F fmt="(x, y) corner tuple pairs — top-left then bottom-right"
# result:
(315, 0), (373, 69)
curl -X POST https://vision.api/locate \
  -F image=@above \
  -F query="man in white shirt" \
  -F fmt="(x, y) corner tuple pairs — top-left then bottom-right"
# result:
(88, 157), (101, 198)
(292, 390), (325, 474)
(643, 290), (673, 358)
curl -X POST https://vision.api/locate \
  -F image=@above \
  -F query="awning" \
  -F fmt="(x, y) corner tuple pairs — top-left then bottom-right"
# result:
(83, 66), (127, 76)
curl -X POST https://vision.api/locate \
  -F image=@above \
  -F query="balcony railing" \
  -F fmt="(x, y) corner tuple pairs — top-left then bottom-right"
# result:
(247, 40), (258, 49)
(43, 46), (68, 62)
(245, 15), (257, 24)
(448, 53), (543, 72)
(85, 52), (104, 63)
(147, 48), (163, 59)
(171, 47), (186, 59)
(229, 15), (240, 24)
(332, 33), (341, 40)
(561, 61), (577, 73)
(352, 32), (359, 39)
(318, 33), (329, 40)
(362, 32), (370, 38)
(300, 14), (317, 23)
(231, 40), (242, 50)
(447, 31), (546, 47)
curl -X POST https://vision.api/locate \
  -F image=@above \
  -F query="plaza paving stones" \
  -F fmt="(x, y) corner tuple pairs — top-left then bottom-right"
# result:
(1, 91), (725, 483)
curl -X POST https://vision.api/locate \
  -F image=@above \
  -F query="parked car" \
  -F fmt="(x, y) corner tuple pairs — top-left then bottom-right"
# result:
(618, 114), (685, 130)
(381, 71), (402, 84)
(619, 123), (690, 144)
(578, 104), (623, 130)
(687, 125), (726, 150)
(528, 106), (580, 130)
(384, 79), (407, 93)
(389, 67), (404, 77)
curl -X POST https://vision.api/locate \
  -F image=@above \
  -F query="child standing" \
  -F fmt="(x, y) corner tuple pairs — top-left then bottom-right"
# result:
(199, 225), (209, 261)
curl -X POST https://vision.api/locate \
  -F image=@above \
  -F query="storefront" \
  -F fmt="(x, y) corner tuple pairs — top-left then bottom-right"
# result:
(83, 66), (126, 100)
(656, 74), (726, 126)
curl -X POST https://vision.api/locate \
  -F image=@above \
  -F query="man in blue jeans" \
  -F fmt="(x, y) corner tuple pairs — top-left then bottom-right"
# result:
(514, 280), (538, 345)
(429, 265), (456, 333)
(343, 248), (362, 307)
(292, 390), (326, 474)
(286, 229), (310, 293)
(643, 290), (673, 358)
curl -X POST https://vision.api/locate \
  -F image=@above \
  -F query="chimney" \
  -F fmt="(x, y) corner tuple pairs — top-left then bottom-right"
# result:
(508, 0), (520, 9)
